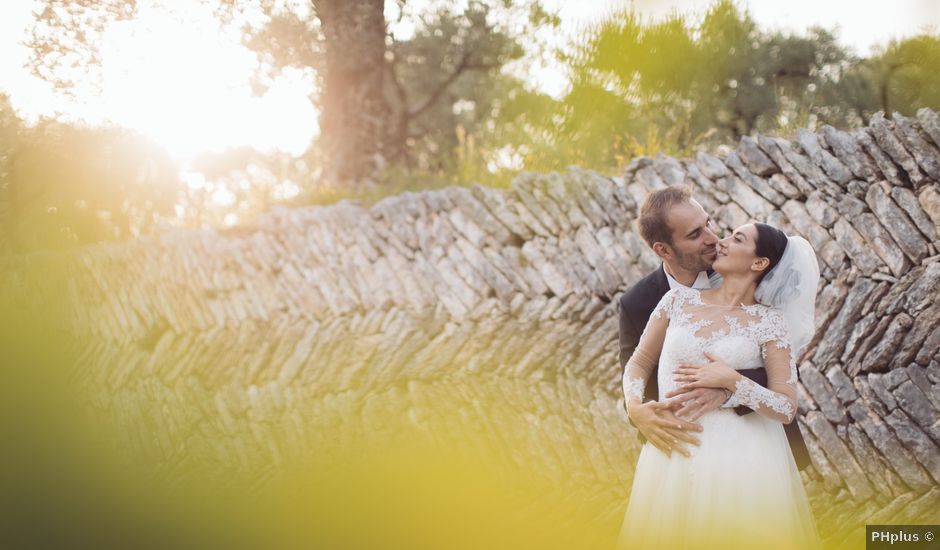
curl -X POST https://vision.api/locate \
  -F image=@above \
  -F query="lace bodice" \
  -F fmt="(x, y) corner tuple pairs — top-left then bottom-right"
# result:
(622, 286), (797, 424)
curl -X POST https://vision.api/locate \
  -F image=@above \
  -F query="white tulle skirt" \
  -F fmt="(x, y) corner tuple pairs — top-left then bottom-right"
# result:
(616, 408), (820, 550)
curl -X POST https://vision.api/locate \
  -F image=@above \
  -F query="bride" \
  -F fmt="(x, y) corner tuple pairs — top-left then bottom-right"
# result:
(616, 222), (821, 550)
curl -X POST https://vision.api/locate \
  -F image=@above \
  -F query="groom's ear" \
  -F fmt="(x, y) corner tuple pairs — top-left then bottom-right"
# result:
(652, 242), (671, 259)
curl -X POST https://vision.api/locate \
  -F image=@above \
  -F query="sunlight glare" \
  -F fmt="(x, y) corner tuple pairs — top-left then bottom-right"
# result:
(97, 3), (317, 160)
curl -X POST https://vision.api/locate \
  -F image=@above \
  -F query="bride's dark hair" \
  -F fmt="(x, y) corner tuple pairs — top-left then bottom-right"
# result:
(754, 223), (788, 284)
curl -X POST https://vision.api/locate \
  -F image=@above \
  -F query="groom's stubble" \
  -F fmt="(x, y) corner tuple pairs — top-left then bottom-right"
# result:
(671, 245), (714, 274)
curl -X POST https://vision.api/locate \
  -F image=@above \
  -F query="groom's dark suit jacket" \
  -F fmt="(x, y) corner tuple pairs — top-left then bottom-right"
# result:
(618, 265), (810, 471)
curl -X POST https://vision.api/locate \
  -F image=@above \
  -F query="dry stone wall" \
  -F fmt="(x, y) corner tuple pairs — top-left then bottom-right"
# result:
(4, 109), (940, 549)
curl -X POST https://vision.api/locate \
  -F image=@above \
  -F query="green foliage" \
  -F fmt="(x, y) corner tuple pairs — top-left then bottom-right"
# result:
(496, 1), (866, 175)
(840, 35), (940, 118)
(383, 1), (527, 172)
(0, 96), (182, 254)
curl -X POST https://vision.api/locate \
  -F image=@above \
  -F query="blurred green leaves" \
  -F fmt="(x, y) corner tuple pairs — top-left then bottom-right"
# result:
(859, 35), (940, 116)
(0, 95), (182, 254)
(495, 1), (866, 173)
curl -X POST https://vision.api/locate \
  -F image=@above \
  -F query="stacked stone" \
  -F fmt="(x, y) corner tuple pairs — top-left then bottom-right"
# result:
(3, 109), (940, 549)
(18, 167), (650, 346)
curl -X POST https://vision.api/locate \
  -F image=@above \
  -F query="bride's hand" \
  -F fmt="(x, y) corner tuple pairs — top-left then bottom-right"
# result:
(672, 352), (743, 391)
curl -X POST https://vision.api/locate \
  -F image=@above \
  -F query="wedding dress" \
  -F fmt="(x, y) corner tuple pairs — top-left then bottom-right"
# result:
(616, 286), (820, 550)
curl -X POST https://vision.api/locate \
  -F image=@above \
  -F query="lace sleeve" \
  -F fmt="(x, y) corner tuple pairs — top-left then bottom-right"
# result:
(723, 308), (797, 423)
(622, 289), (680, 417)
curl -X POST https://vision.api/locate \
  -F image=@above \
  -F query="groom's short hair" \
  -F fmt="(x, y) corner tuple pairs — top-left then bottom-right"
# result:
(638, 186), (692, 247)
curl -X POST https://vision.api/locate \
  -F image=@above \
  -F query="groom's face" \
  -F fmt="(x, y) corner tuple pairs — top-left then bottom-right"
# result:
(663, 200), (720, 272)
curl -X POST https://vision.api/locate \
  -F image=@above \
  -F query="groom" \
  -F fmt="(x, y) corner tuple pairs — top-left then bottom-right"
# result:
(619, 186), (809, 470)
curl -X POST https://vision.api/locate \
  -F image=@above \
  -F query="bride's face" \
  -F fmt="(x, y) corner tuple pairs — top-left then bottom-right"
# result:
(713, 223), (770, 277)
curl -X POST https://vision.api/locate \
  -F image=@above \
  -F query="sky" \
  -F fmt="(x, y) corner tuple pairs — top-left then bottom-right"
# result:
(2, 0), (939, 160)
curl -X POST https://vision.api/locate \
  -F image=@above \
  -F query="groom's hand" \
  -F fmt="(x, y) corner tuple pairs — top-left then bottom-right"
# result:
(628, 400), (702, 457)
(664, 387), (730, 421)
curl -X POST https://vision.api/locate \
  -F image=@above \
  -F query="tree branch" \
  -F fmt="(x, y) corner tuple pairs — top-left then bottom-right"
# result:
(406, 52), (492, 120)
(387, 56), (409, 111)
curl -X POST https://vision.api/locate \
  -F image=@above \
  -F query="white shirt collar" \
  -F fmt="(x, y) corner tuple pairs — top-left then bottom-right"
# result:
(663, 264), (713, 290)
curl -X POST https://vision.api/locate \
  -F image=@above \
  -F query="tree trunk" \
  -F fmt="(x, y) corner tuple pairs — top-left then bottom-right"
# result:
(313, 0), (390, 188)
